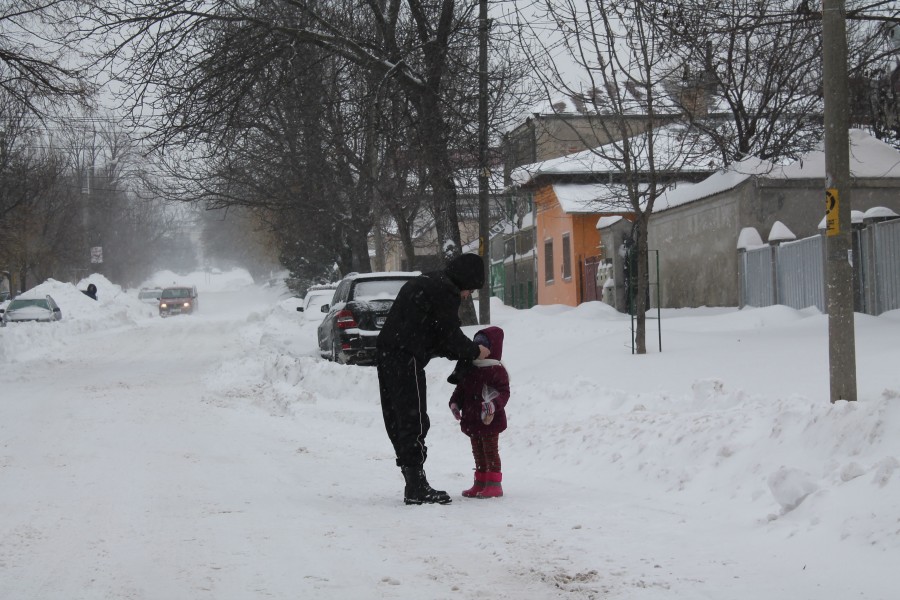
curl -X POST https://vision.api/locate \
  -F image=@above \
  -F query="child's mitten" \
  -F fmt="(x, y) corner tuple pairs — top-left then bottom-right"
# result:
(481, 400), (495, 425)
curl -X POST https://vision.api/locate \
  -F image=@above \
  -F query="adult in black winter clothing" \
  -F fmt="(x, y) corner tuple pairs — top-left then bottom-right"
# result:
(376, 253), (490, 505)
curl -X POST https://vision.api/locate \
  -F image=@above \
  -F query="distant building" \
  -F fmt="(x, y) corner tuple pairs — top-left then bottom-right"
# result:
(510, 125), (718, 307)
(648, 129), (900, 308)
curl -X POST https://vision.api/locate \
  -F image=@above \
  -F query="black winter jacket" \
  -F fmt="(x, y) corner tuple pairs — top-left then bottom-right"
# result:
(376, 270), (480, 366)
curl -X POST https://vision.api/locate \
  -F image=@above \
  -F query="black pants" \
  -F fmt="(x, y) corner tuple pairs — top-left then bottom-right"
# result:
(376, 350), (429, 468)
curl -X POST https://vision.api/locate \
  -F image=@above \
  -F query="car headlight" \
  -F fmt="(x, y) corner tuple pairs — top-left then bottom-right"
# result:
(183, 302), (191, 308)
(160, 302), (168, 308)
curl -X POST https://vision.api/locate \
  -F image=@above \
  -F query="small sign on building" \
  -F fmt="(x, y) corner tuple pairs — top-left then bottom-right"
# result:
(90, 246), (104, 264)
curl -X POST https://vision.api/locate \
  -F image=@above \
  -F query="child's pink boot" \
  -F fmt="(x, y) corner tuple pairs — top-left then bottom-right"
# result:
(462, 471), (487, 497)
(477, 472), (503, 498)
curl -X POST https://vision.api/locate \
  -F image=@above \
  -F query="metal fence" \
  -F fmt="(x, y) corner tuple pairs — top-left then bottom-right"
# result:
(861, 218), (900, 315)
(739, 218), (900, 315)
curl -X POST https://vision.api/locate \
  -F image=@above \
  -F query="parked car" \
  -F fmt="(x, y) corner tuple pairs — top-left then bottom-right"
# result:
(317, 271), (418, 365)
(158, 286), (199, 317)
(138, 288), (162, 304)
(0, 295), (62, 324)
(296, 285), (337, 322)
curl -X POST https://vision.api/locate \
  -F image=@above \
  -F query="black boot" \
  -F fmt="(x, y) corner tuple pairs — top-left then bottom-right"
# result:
(401, 466), (451, 505)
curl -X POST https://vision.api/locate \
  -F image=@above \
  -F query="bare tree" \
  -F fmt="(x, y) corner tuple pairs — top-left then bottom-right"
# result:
(652, 0), (900, 154)
(0, 126), (79, 291)
(0, 0), (91, 115)
(68, 0), (493, 266)
(653, 0), (825, 163)
(519, 0), (714, 353)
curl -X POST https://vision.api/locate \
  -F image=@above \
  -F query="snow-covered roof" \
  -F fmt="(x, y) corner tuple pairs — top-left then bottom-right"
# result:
(656, 130), (900, 213)
(596, 216), (626, 230)
(774, 129), (900, 179)
(510, 124), (721, 187)
(655, 157), (774, 211)
(553, 183), (641, 214)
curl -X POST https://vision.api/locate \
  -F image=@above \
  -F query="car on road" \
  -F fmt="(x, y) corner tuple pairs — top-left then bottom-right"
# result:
(158, 286), (199, 317)
(296, 285), (337, 322)
(317, 271), (418, 365)
(138, 288), (162, 304)
(0, 295), (62, 324)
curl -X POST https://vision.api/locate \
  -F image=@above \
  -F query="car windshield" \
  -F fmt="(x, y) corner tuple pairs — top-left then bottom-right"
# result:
(8, 299), (49, 310)
(161, 288), (191, 299)
(353, 279), (408, 301)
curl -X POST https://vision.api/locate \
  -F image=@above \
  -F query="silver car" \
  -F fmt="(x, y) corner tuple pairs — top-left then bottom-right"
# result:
(0, 295), (62, 324)
(138, 288), (163, 304)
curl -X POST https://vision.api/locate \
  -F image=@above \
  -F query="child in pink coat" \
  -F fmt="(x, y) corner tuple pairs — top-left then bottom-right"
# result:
(448, 326), (510, 498)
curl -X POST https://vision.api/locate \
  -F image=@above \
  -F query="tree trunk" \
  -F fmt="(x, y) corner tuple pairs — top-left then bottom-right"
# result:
(348, 225), (372, 273)
(398, 223), (416, 270)
(634, 213), (651, 354)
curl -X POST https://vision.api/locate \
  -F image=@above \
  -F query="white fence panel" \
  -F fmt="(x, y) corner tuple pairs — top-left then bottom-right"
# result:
(775, 236), (825, 312)
(739, 246), (774, 308)
(872, 219), (900, 315)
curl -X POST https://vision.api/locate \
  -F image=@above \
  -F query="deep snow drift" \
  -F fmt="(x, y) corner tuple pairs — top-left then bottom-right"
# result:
(0, 270), (897, 599)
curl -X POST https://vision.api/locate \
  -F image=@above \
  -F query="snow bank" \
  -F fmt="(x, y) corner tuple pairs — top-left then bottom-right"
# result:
(199, 293), (900, 556)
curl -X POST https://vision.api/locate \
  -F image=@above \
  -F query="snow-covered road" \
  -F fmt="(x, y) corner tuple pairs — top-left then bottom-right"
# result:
(1, 273), (897, 599)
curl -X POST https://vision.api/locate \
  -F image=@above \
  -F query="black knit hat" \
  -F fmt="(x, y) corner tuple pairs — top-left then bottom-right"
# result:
(445, 253), (484, 291)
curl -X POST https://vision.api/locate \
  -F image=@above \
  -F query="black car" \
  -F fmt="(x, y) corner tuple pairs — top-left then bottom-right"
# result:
(317, 271), (418, 365)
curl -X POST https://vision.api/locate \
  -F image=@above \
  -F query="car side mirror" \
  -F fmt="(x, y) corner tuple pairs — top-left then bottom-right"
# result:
(53, 308), (61, 313)
(297, 306), (304, 312)
(321, 304), (329, 313)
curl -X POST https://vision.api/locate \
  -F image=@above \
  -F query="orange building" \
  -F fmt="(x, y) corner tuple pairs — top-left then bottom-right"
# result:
(510, 125), (717, 308)
(532, 183), (634, 306)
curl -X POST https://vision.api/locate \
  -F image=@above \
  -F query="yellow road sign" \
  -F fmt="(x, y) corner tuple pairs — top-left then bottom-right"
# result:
(825, 188), (839, 236)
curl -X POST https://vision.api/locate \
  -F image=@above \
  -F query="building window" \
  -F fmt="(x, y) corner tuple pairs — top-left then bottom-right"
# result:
(562, 233), (572, 280)
(544, 238), (554, 283)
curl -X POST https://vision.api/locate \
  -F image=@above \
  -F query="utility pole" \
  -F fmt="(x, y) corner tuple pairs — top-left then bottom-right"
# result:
(477, 0), (490, 324)
(822, 0), (858, 402)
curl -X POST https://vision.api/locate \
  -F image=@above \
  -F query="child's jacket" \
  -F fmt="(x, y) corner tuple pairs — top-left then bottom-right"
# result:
(449, 326), (510, 437)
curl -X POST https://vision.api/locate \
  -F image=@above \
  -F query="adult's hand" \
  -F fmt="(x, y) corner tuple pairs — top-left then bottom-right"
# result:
(477, 344), (490, 360)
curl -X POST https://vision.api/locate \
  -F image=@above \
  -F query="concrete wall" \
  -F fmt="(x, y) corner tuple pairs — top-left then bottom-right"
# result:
(648, 177), (900, 308)
(649, 184), (749, 307)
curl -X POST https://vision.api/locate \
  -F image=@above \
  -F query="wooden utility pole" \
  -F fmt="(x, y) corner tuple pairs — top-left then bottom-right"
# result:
(822, 0), (858, 402)
(477, 0), (490, 324)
